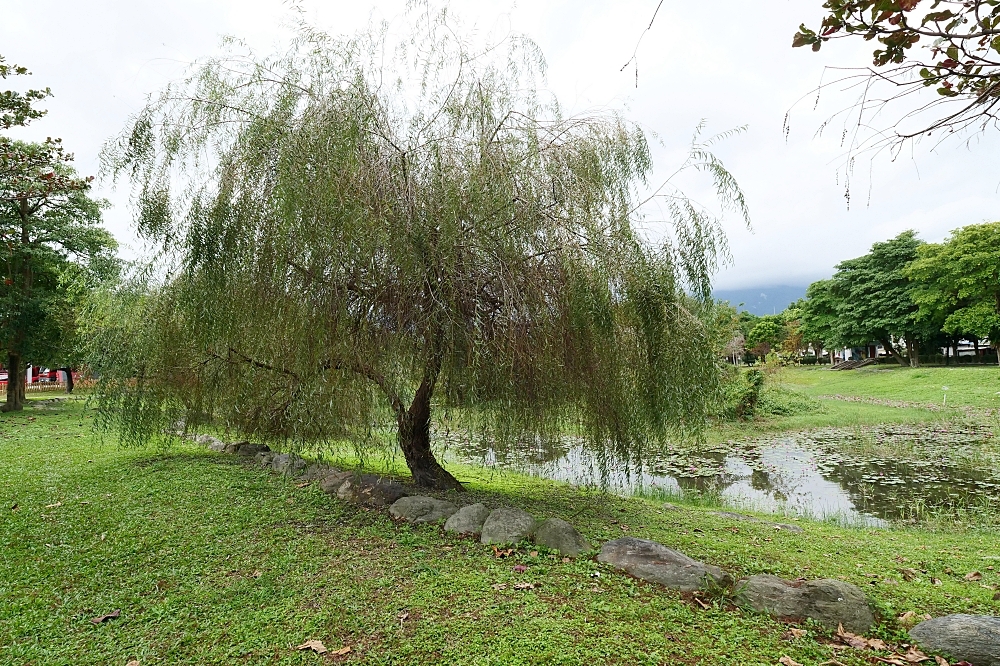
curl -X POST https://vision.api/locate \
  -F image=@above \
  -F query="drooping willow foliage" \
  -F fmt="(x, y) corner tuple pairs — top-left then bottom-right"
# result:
(94, 11), (749, 488)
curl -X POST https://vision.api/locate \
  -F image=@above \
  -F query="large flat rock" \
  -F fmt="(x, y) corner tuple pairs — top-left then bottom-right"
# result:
(598, 537), (731, 592)
(736, 574), (874, 634)
(389, 496), (459, 524)
(337, 474), (407, 507)
(480, 508), (536, 546)
(910, 614), (1000, 666)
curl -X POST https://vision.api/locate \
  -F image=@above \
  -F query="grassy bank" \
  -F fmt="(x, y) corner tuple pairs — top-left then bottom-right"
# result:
(1, 400), (998, 665)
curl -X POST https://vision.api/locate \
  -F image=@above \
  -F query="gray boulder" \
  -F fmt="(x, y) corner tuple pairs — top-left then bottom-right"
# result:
(736, 574), (873, 634)
(233, 442), (270, 457)
(533, 518), (591, 557)
(443, 504), (491, 535)
(598, 537), (731, 592)
(255, 451), (275, 466)
(389, 496), (459, 524)
(271, 454), (307, 476)
(337, 474), (407, 507)
(319, 471), (354, 495)
(480, 508), (536, 546)
(910, 614), (1000, 666)
(196, 434), (225, 449)
(301, 463), (335, 481)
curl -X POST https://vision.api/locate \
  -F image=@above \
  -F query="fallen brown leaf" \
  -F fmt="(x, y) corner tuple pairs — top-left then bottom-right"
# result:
(693, 597), (710, 610)
(561, 557), (571, 563)
(45, 501), (62, 509)
(778, 656), (803, 666)
(934, 657), (949, 666)
(331, 646), (351, 656)
(931, 578), (942, 586)
(899, 568), (918, 581)
(513, 582), (538, 590)
(294, 482), (310, 488)
(126, 661), (139, 666)
(529, 551), (538, 557)
(818, 661), (846, 666)
(492, 547), (514, 559)
(491, 583), (507, 591)
(874, 657), (907, 666)
(90, 609), (121, 624)
(868, 638), (889, 650)
(781, 628), (807, 640)
(963, 571), (983, 582)
(10, 503), (18, 512)
(295, 640), (327, 655)
(904, 647), (930, 662)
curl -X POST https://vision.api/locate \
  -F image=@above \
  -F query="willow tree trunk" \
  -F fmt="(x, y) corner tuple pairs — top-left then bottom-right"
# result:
(396, 376), (463, 491)
(60, 367), (74, 394)
(2, 353), (24, 412)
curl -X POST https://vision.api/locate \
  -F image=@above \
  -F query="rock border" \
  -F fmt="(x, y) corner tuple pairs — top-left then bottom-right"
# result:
(186, 433), (998, 661)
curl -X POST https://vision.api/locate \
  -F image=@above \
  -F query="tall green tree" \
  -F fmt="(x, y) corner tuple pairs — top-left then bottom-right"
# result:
(799, 280), (839, 363)
(0, 57), (116, 410)
(831, 231), (925, 366)
(908, 221), (1000, 364)
(95, 17), (748, 489)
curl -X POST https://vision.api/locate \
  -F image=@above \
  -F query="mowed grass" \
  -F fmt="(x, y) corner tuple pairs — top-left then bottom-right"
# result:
(782, 365), (1000, 411)
(2, 400), (999, 665)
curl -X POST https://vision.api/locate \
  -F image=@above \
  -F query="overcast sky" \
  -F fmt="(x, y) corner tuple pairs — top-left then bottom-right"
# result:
(3, 0), (998, 289)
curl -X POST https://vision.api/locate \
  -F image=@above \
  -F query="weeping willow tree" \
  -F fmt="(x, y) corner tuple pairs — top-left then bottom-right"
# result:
(95, 11), (748, 490)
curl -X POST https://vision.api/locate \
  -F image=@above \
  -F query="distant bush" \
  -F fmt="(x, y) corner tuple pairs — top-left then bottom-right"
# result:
(714, 368), (823, 420)
(800, 356), (818, 365)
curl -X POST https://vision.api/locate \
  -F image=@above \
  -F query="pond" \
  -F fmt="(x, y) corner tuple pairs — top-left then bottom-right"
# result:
(452, 423), (1000, 526)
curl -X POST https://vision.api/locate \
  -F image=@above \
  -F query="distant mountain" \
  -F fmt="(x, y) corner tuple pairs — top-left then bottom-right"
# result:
(713, 285), (808, 316)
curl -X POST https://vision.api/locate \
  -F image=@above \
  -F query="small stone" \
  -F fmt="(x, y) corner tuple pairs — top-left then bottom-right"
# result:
(533, 518), (591, 557)
(480, 508), (536, 546)
(337, 474), (407, 507)
(443, 504), (491, 535)
(389, 496), (459, 524)
(909, 614), (1000, 666)
(319, 471), (354, 495)
(598, 537), (731, 592)
(255, 451), (275, 466)
(736, 575), (874, 634)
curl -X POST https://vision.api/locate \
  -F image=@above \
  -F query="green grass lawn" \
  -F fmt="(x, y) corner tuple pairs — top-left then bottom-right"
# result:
(2, 400), (998, 665)
(782, 365), (1000, 411)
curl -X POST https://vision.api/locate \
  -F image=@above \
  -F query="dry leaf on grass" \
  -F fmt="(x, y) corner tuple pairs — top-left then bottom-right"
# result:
(693, 597), (710, 610)
(295, 640), (328, 654)
(874, 657), (907, 665)
(904, 647), (931, 662)
(963, 571), (983, 581)
(778, 656), (803, 666)
(294, 482), (310, 488)
(491, 583), (507, 591)
(782, 628), (807, 640)
(513, 582), (539, 590)
(899, 568), (918, 581)
(126, 661), (140, 666)
(529, 551), (538, 557)
(90, 609), (121, 624)
(45, 501), (62, 509)
(492, 547), (514, 559)
(934, 656), (949, 666)
(331, 646), (351, 656)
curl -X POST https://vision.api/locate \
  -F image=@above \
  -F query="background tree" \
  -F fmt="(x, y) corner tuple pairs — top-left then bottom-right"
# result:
(800, 280), (840, 363)
(828, 231), (924, 366)
(746, 316), (785, 357)
(794, 1), (1000, 150)
(0, 57), (116, 411)
(94, 16), (749, 490)
(908, 221), (1000, 364)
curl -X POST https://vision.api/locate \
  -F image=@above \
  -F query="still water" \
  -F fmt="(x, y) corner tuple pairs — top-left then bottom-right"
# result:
(454, 424), (1000, 525)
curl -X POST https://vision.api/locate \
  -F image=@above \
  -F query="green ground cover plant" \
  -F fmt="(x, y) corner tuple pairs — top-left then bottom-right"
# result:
(2, 399), (998, 665)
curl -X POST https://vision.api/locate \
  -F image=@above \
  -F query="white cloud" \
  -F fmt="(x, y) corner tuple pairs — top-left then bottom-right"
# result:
(3, 0), (997, 287)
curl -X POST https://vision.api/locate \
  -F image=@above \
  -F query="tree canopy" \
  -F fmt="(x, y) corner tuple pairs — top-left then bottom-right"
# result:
(793, 1), (1000, 150)
(0, 56), (116, 410)
(94, 16), (748, 489)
